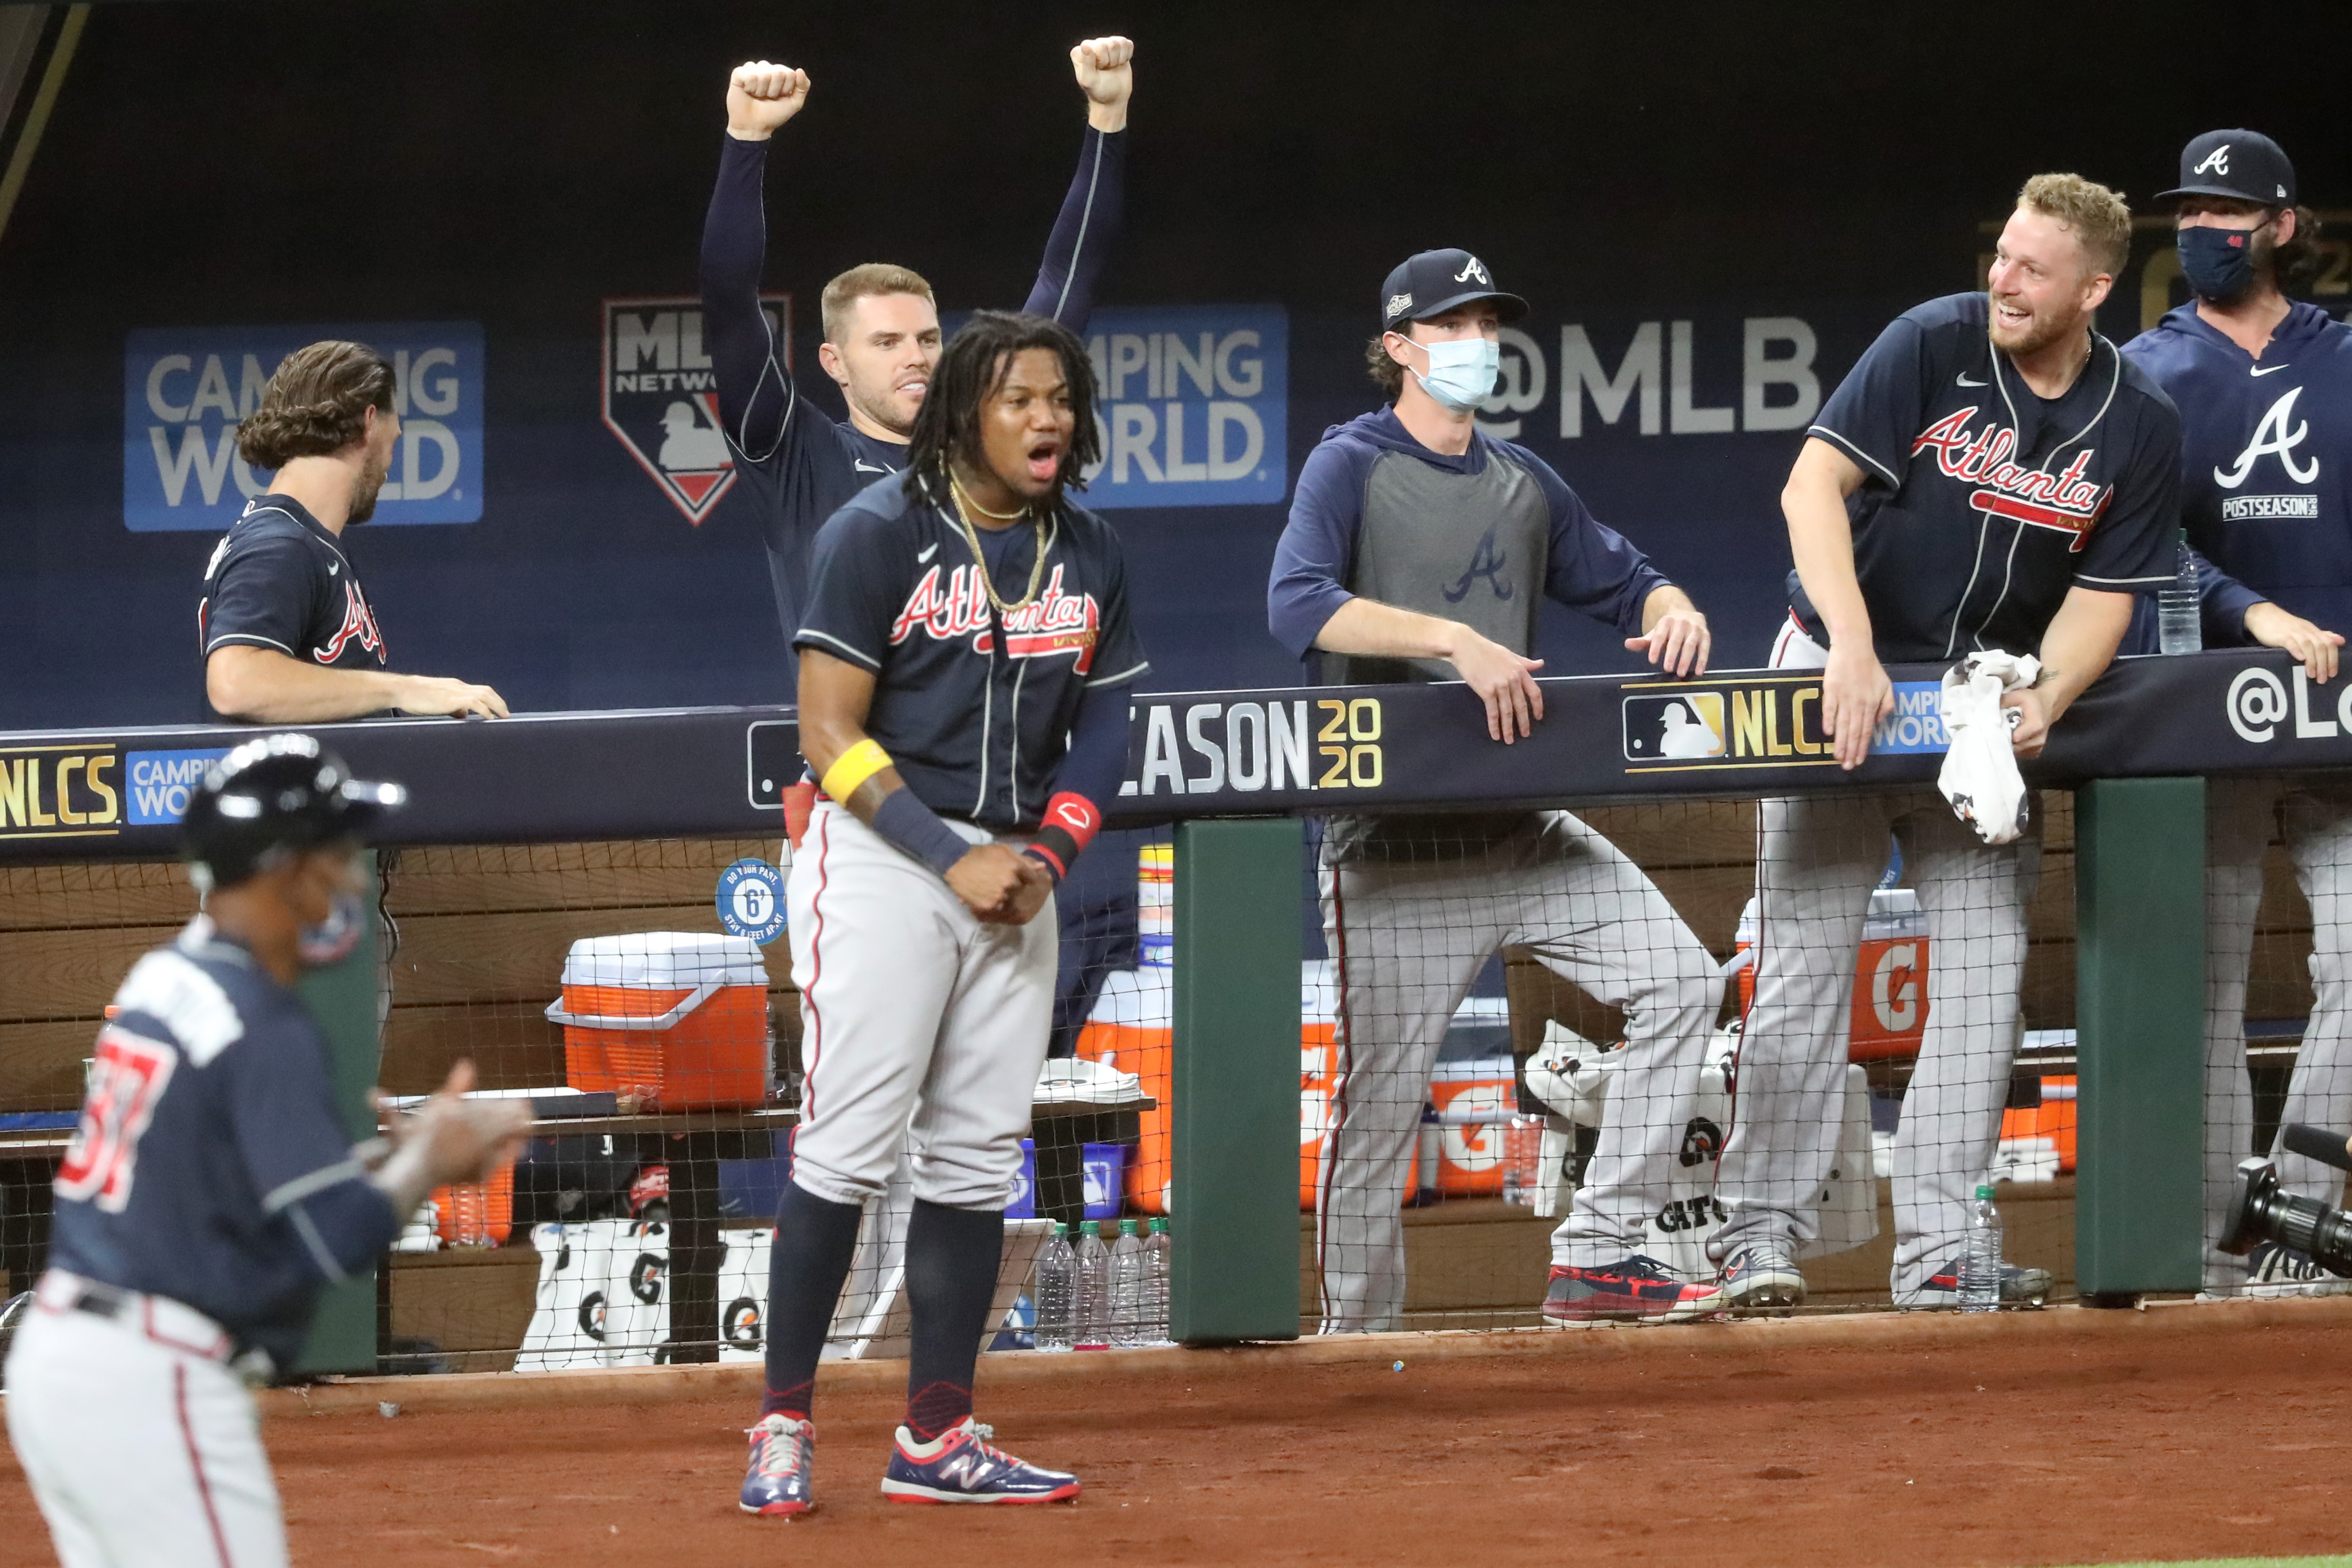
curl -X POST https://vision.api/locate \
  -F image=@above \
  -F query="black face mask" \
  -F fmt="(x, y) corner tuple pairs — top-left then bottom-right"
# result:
(2178, 221), (2268, 302)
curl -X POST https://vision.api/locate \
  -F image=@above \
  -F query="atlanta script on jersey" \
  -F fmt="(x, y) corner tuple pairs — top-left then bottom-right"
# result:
(795, 474), (1147, 829)
(198, 495), (388, 721)
(1796, 292), (2180, 663)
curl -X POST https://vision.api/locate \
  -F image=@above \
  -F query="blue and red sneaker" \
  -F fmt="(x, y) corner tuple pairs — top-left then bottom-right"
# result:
(879, 1418), (1082, 1505)
(1715, 1242), (1808, 1311)
(739, 1414), (815, 1516)
(1542, 1256), (1724, 1322)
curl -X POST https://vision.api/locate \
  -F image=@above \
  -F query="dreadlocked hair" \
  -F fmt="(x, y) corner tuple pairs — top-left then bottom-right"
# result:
(902, 310), (1101, 505)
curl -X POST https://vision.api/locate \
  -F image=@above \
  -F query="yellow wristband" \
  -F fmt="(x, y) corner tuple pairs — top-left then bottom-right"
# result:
(820, 739), (893, 802)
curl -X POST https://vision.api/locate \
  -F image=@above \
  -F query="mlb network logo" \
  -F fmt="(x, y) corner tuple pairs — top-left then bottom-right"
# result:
(601, 295), (789, 524)
(123, 323), (484, 532)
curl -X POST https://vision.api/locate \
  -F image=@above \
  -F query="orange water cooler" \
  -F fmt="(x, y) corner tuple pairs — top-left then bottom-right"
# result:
(546, 932), (772, 1109)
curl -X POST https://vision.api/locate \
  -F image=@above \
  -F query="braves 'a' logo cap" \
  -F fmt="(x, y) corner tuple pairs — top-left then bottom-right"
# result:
(1378, 249), (1528, 331)
(2157, 128), (2296, 207)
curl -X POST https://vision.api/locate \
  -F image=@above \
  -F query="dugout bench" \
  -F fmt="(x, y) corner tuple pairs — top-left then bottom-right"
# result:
(0, 646), (2336, 1360)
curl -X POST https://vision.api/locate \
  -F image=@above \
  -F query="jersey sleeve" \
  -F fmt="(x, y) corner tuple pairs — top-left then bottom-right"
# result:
(1516, 444), (1669, 638)
(223, 1010), (397, 1283)
(2075, 398), (2184, 593)
(792, 500), (907, 672)
(700, 135), (803, 467)
(2190, 545), (2267, 646)
(1020, 127), (1126, 331)
(1267, 440), (1374, 657)
(1081, 523), (1149, 689)
(202, 532), (319, 658)
(1807, 313), (1932, 490)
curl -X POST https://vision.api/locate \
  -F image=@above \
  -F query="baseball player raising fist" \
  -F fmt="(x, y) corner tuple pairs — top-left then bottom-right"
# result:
(739, 312), (1146, 1514)
(701, 37), (1134, 656)
(5, 735), (528, 1568)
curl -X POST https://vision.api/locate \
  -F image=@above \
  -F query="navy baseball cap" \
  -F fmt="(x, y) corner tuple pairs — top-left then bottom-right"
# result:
(1379, 249), (1527, 332)
(2157, 129), (2296, 207)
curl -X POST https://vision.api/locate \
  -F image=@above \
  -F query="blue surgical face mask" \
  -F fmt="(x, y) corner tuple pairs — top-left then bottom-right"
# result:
(1406, 335), (1500, 413)
(2178, 220), (2267, 302)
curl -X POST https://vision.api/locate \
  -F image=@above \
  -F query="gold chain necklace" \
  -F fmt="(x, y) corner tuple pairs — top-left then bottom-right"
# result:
(946, 472), (1047, 615)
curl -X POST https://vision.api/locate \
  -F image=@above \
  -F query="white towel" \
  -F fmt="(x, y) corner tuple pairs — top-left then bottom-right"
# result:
(1937, 652), (2042, 845)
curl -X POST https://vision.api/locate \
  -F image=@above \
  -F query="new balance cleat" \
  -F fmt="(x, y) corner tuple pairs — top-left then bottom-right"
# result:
(739, 1414), (815, 1516)
(2245, 1240), (2352, 1298)
(880, 1418), (1081, 1505)
(1895, 1257), (2054, 1310)
(1543, 1256), (1724, 1323)
(1716, 1242), (1807, 1311)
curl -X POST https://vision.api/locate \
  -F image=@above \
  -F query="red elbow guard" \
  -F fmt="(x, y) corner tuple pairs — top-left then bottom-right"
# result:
(1026, 791), (1103, 881)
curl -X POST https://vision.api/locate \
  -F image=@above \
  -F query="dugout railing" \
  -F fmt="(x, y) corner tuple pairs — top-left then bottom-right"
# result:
(0, 647), (2333, 1367)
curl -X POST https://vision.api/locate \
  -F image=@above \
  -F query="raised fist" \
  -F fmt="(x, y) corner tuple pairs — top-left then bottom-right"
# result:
(1070, 36), (1133, 128)
(726, 60), (812, 140)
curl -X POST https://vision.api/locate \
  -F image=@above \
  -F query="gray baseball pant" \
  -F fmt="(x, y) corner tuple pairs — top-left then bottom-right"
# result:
(1314, 812), (1721, 1332)
(2202, 775), (2352, 1292)
(1713, 786), (2037, 1295)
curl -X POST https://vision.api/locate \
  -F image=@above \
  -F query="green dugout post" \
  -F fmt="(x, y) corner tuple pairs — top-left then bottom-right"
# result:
(292, 851), (383, 1374)
(1170, 818), (1303, 1344)
(2072, 779), (2205, 1302)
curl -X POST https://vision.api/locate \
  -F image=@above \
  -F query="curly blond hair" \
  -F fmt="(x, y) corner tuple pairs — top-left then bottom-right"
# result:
(2017, 173), (2133, 280)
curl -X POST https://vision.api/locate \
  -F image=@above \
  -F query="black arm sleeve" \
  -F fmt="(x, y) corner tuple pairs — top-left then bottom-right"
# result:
(1020, 128), (1126, 331)
(700, 134), (799, 462)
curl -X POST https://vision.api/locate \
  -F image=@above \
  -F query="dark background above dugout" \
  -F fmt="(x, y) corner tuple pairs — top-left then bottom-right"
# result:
(1, 0), (2346, 727)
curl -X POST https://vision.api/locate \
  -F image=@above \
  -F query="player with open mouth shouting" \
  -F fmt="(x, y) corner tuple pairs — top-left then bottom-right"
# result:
(740, 311), (1146, 1512)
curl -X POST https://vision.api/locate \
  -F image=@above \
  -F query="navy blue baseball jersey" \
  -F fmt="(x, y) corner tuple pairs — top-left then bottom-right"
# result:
(198, 495), (386, 722)
(46, 919), (401, 1367)
(700, 127), (1125, 645)
(1796, 292), (2181, 663)
(794, 475), (1148, 829)
(2121, 300), (2352, 643)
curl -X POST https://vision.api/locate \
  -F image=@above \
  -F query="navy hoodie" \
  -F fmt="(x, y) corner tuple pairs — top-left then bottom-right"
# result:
(2122, 299), (2352, 649)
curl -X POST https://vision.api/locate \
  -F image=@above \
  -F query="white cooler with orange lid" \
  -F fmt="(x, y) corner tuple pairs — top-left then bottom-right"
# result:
(547, 933), (771, 1109)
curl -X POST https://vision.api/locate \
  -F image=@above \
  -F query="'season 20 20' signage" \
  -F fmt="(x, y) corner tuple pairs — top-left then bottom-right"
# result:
(121, 322), (485, 532)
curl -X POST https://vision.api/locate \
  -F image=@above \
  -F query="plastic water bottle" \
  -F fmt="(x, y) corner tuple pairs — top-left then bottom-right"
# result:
(1032, 1222), (1075, 1352)
(1960, 1183), (2002, 1313)
(1501, 1116), (1541, 1207)
(2158, 534), (2202, 654)
(1108, 1218), (1146, 1347)
(1143, 1217), (1173, 1343)
(1074, 1221), (1112, 1349)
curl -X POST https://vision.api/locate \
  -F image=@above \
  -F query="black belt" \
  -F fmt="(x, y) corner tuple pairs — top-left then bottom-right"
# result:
(57, 1276), (135, 1322)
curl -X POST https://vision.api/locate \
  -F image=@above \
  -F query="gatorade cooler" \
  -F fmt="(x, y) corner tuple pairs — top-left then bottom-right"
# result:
(1735, 889), (1930, 1061)
(1428, 1057), (1522, 1195)
(547, 933), (771, 1109)
(1999, 1075), (2077, 1174)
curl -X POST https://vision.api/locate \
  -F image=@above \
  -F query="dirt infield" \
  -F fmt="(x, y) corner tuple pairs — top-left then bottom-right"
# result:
(7, 1300), (2352, 1567)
